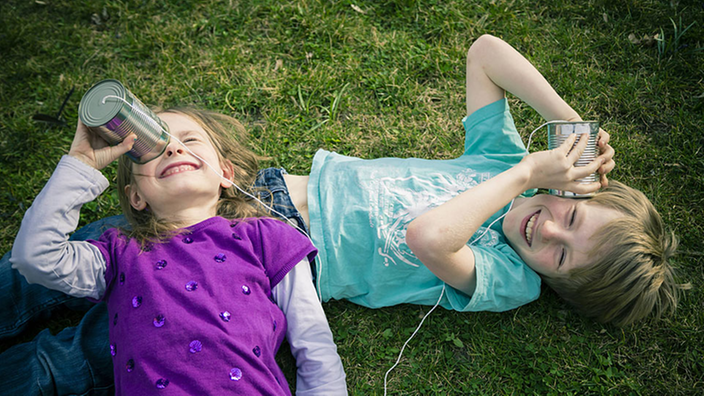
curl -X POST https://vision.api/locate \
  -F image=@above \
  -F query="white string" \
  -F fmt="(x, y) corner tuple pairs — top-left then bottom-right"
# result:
(383, 284), (445, 396)
(101, 95), (312, 240)
(382, 119), (552, 394)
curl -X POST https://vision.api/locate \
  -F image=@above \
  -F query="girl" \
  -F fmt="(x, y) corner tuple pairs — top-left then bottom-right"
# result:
(10, 107), (347, 394)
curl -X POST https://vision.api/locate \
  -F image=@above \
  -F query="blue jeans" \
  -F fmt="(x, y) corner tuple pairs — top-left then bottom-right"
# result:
(0, 168), (307, 395)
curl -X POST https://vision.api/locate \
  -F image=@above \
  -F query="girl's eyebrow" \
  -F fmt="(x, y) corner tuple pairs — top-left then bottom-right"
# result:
(174, 130), (205, 138)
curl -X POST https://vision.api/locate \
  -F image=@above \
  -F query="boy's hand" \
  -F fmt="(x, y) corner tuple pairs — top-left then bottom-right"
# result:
(520, 133), (604, 194)
(68, 121), (136, 170)
(596, 128), (615, 187)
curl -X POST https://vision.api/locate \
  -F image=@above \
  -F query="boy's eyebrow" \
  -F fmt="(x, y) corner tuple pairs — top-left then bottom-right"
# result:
(567, 201), (586, 269)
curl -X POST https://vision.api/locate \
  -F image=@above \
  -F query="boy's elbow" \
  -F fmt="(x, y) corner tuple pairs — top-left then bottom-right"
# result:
(467, 34), (503, 62)
(406, 218), (445, 269)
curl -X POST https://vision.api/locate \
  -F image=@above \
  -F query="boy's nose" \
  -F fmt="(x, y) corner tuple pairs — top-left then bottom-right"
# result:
(540, 220), (565, 243)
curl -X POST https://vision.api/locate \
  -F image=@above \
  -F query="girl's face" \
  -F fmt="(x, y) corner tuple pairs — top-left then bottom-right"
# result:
(125, 112), (233, 223)
(502, 194), (623, 278)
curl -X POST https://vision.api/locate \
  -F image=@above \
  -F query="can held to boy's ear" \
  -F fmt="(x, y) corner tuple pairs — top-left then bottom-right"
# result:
(78, 79), (169, 163)
(547, 121), (600, 198)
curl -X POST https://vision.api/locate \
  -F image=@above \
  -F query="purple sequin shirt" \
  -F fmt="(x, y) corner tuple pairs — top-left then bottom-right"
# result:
(89, 216), (317, 395)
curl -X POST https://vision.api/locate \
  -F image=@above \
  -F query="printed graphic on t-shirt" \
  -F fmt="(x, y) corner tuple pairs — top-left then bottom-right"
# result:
(364, 169), (500, 268)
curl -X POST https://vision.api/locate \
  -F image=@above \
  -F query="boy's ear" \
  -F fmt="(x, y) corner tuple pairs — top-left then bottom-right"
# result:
(220, 159), (235, 189)
(125, 184), (148, 211)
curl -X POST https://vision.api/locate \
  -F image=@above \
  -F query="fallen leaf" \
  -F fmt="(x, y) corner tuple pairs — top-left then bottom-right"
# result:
(351, 4), (366, 14)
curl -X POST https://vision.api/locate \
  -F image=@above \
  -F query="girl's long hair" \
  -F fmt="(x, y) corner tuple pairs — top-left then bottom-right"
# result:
(116, 107), (269, 245)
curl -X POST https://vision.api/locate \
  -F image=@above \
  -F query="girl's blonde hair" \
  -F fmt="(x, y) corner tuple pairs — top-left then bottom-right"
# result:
(543, 181), (690, 327)
(116, 107), (269, 244)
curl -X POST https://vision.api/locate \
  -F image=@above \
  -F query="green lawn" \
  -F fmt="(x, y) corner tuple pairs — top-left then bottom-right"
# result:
(1, 0), (702, 394)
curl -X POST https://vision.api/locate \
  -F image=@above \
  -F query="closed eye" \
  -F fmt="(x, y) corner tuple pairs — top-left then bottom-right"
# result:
(569, 206), (577, 227)
(558, 248), (566, 268)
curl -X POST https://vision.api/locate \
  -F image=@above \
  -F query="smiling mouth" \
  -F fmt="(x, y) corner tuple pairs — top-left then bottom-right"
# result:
(160, 163), (199, 178)
(524, 210), (540, 246)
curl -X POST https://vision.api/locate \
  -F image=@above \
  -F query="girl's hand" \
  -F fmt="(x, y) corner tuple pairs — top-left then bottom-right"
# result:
(596, 128), (615, 187)
(68, 121), (136, 170)
(519, 133), (605, 194)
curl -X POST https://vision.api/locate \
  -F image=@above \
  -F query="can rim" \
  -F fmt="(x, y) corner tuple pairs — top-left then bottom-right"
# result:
(78, 79), (127, 127)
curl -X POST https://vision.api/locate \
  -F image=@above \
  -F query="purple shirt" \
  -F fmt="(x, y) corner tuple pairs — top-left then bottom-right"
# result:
(90, 216), (317, 395)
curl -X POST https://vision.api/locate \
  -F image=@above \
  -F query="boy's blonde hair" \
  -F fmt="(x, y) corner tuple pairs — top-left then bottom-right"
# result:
(117, 107), (269, 243)
(542, 181), (690, 327)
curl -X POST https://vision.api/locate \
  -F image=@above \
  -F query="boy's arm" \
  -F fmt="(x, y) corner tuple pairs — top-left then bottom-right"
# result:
(407, 133), (604, 296)
(466, 34), (580, 122)
(466, 35), (614, 182)
(273, 259), (347, 395)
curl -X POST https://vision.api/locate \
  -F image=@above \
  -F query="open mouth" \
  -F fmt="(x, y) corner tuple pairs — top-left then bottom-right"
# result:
(160, 162), (199, 178)
(523, 210), (540, 246)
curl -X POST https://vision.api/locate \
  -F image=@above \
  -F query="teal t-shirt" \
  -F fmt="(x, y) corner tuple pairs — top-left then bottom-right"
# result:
(308, 98), (541, 312)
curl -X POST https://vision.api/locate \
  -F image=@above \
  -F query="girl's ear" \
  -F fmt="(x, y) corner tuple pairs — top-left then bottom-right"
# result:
(125, 184), (148, 211)
(220, 159), (235, 189)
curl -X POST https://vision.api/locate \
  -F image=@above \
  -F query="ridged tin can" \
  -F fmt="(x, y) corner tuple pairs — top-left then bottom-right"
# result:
(78, 79), (169, 163)
(547, 121), (600, 198)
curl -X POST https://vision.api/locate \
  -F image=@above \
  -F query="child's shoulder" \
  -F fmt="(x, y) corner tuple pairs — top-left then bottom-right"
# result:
(227, 216), (295, 234)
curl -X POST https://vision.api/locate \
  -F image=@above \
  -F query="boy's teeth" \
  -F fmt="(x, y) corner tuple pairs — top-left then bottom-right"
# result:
(526, 214), (537, 244)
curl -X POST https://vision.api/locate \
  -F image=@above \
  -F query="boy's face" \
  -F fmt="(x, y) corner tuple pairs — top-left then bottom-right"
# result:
(502, 195), (623, 277)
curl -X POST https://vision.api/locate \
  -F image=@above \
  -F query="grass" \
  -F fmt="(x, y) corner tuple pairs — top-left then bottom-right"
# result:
(1, 0), (703, 394)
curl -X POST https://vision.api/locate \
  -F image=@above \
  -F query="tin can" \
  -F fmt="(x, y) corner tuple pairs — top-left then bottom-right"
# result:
(78, 79), (169, 163)
(547, 121), (600, 198)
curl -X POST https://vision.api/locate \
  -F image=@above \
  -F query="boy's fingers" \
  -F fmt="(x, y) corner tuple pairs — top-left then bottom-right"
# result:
(566, 133), (590, 162)
(574, 157), (604, 180)
(597, 128), (610, 146)
(600, 173), (609, 188)
(558, 133), (578, 155)
(568, 180), (602, 194)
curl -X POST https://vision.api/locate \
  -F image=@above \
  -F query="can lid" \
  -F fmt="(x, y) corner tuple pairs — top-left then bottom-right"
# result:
(78, 79), (127, 126)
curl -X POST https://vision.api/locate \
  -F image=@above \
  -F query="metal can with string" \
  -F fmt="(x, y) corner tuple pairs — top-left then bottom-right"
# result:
(78, 79), (170, 163)
(546, 121), (600, 198)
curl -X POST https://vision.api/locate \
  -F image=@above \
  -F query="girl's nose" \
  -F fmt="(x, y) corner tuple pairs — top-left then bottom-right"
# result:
(165, 144), (184, 157)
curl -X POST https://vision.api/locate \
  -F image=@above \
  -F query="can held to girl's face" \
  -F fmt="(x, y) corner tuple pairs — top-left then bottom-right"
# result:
(78, 79), (169, 163)
(547, 121), (600, 198)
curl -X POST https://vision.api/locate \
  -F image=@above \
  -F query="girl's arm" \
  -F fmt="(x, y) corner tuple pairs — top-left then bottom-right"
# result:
(11, 156), (110, 298)
(272, 259), (347, 395)
(10, 121), (135, 298)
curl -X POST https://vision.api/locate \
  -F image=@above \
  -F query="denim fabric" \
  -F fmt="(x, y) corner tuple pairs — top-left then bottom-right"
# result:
(0, 168), (303, 395)
(253, 167), (310, 235)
